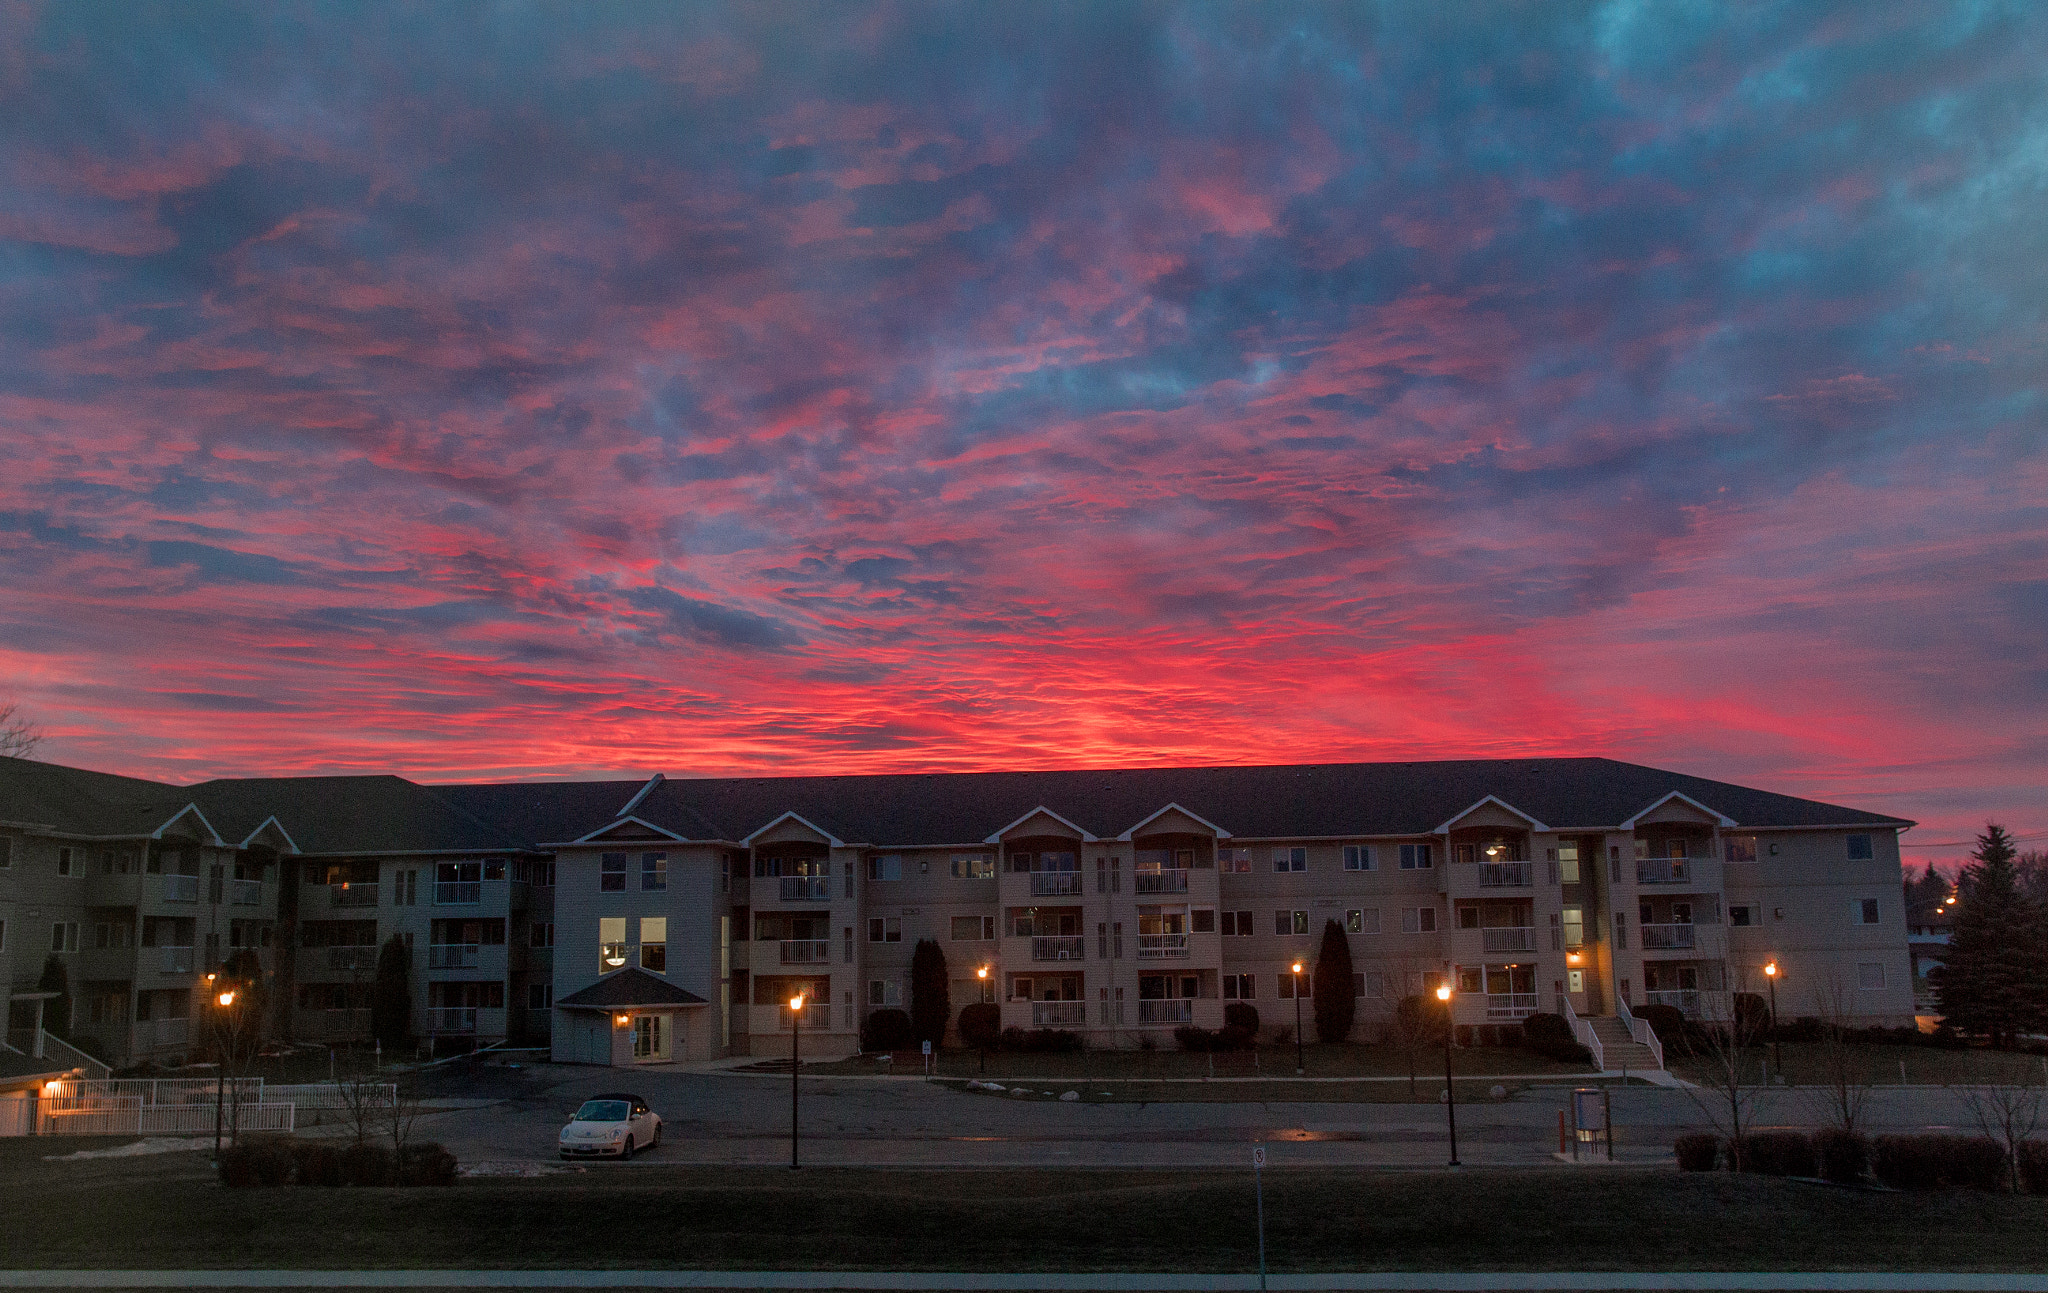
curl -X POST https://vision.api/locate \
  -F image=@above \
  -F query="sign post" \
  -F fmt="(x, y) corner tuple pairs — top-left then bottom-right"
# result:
(922, 1038), (933, 1076)
(1253, 1145), (1267, 1292)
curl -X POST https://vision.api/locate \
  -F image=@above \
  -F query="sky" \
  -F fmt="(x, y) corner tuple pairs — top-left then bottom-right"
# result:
(0, 3), (2042, 870)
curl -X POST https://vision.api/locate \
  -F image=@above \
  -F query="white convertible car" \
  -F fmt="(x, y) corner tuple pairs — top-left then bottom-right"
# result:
(558, 1092), (662, 1159)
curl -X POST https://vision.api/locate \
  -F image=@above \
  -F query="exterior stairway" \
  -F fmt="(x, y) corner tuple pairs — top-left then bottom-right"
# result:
(1588, 1015), (1661, 1072)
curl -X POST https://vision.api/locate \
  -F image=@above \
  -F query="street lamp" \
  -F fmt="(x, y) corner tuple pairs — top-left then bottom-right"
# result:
(1762, 961), (1781, 1077)
(1435, 983), (1460, 1167)
(1290, 962), (1305, 1076)
(212, 988), (237, 1158)
(788, 994), (805, 1170)
(976, 967), (990, 1073)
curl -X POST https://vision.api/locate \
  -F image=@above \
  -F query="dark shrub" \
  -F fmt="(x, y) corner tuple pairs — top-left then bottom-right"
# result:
(1873, 1134), (2006, 1190)
(218, 1136), (295, 1188)
(1814, 1128), (1870, 1184)
(1454, 1025), (1475, 1047)
(1733, 992), (1772, 1036)
(1529, 1037), (1594, 1064)
(1174, 1025), (1219, 1052)
(859, 1008), (914, 1053)
(1638, 1003), (1687, 1043)
(339, 1141), (396, 1186)
(1674, 1133), (1720, 1172)
(1224, 1002), (1260, 1035)
(2017, 1140), (2048, 1195)
(1218, 1023), (1256, 1051)
(998, 1026), (1027, 1051)
(1738, 1131), (1817, 1177)
(1522, 1012), (1573, 1045)
(398, 1141), (458, 1187)
(1022, 1028), (1084, 1053)
(957, 1002), (1002, 1051)
(291, 1140), (345, 1187)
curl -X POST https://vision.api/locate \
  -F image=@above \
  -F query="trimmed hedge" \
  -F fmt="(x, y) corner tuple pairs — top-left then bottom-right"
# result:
(1814, 1128), (1870, 1184)
(2018, 1140), (2048, 1195)
(996, 1026), (1085, 1053)
(1674, 1133), (1720, 1172)
(859, 1008), (914, 1053)
(956, 1002), (1002, 1051)
(1736, 1131), (1817, 1177)
(290, 1140), (345, 1187)
(1223, 1002), (1259, 1035)
(399, 1141), (459, 1187)
(220, 1138), (457, 1188)
(218, 1135), (294, 1188)
(1871, 1134), (2007, 1190)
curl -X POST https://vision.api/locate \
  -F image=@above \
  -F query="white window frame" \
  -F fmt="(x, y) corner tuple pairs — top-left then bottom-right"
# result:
(1854, 898), (1881, 925)
(640, 852), (668, 891)
(1343, 844), (1374, 871)
(1399, 843), (1432, 870)
(1272, 846), (1306, 873)
(1846, 834), (1874, 861)
(868, 916), (902, 943)
(868, 855), (903, 882)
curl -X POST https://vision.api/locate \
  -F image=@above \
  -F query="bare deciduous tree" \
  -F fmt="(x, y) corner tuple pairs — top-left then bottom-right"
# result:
(1684, 967), (1767, 1170)
(1804, 973), (1877, 1135)
(0, 701), (42, 759)
(1955, 1056), (2048, 1193)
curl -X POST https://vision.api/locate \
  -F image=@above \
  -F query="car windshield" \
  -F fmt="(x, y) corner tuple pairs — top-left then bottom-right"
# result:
(574, 1099), (630, 1122)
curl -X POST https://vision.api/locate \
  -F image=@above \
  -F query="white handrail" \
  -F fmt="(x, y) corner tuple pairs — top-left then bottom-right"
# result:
(1617, 997), (1664, 1070)
(1560, 996), (1602, 1071)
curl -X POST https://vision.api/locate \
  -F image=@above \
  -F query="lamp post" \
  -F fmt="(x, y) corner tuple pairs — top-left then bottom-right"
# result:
(788, 994), (804, 1170)
(976, 966), (990, 1073)
(1290, 962), (1305, 1076)
(212, 988), (236, 1158)
(1762, 961), (1781, 1078)
(1436, 983), (1460, 1167)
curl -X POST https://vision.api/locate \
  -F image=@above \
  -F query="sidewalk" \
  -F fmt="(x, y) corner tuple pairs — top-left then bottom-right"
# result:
(3, 1272), (2044, 1290)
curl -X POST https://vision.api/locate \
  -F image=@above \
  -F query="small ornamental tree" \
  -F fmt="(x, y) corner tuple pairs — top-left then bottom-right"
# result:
(1310, 919), (1355, 1043)
(1934, 824), (2048, 1047)
(36, 954), (71, 1039)
(909, 938), (951, 1049)
(371, 934), (412, 1047)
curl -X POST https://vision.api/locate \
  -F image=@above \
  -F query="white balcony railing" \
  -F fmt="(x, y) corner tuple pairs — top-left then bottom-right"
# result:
(1137, 999), (1193, 1025)
(1485, 993), (1539, 1020)
(1030, 1001), (1086, 1027)
(324, 947), (379, 972)
(434, 881), (480, 905)
(1136, 933), (1189, 959)
(1646, 989), (1701, 1017)
(161, 874), (200, 903)
(329, 883), (378, 908)
(1478, 861), (1533, 888)
(1133, 869), (1190, 895)
(1636, 860), (1692, 885)
(779, 876), (831, 902)
(1028, 872), (1083, 897)
(1031, 936), (1085, 962)
(1481, 927), (1534, 953)
(1640, 923), (1697, 950)
(427, 943), (479, 969)
(158, 947), (194, 974)
(779, 939), (831, 965)
(429, 1007), (477, 1033)
(320, 1008), (370, 1037)
(135, 1019), (191, 1049)
(229, 879), (262, 906)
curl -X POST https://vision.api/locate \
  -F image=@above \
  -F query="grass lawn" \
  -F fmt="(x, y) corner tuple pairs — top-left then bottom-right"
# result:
(0, 1151), (2043, 1271)
(1669, 1042), (2048, 1088)
(935, 1076), (1643, 1103)
(810, 1042), (1596, 1082)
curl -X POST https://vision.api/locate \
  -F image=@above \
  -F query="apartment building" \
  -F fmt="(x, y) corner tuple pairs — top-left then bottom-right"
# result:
(2, 754), (1918, 1071)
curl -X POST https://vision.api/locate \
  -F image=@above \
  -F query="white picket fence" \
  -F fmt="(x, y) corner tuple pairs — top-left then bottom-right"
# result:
(40, 1078), (262, 1111)
(39, 1101), (295, 1135)
(5, 1078), (390, 1136)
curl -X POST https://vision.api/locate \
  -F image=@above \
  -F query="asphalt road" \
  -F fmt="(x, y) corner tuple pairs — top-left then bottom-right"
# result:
(410, 1063), (1998, 1170)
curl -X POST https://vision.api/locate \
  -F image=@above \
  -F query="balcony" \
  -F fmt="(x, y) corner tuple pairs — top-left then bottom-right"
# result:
(1485, 993), (1538, 1020)
(134, 1019), (191, 1050)
(779, 876), (831, 902)
(1478, 861), (1533, 888)
(324, 947), (379, 973)
(1641, 923), (1697, 951)
(161, 874), (200, 903)
(229, 879), (262, 906)
(316, 1008), (370, 1038)
(434, 881), (481, 906)
(329, 883), (378, 908)
(1137, 999), (1193, 1026)
(1646, 989), (1701, 1016)
(1636, 859), (1693, 886)
(1031, 936), (1085, 962)
(1136, 934), (1189, 959)
(158, 947), (195, 974)
(1481, 927), (1534, 953)
(1133, 869), (1189, 895)
(429, 1007), (476, 1033)
(1028, 872), (1083, 897)
(427, 943), (479, 970)
(1031, 1001), (1086, 1027)
(779, 939), (831, 965)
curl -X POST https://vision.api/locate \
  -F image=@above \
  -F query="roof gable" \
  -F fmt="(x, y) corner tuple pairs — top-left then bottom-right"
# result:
(1621, 790), (1737, 830)
(1118, 803), (1231, 841)
(985, 806), (1096, 844)
(555, 966), (709, 1009)
(1435, 795), (1550, 835)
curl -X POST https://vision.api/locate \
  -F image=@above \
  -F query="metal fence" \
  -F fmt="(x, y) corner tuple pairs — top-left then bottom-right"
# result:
(39, 1101), (295, 1135)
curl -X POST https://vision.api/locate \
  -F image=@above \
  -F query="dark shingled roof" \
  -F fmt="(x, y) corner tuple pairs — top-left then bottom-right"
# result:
(0, 755), (211, 839)
(0, 1046), (81, 1085)
(187, 775), (525, 855)
(554, 966), (708, 1009)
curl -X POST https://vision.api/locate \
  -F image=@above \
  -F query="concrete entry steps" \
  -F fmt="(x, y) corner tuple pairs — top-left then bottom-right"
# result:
(1587, 1016), (1661, 1072)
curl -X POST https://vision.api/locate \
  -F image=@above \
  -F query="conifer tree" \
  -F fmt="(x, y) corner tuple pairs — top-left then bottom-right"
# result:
(1310, 918), (1356, 1043)
(371, 934), (412, 1047)
(909, 938), (951, 1049)
(1933, 824), (2048, 1048)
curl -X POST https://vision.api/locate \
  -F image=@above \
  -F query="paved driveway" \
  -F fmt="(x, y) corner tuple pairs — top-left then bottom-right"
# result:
(412, 1063), (1995, 1170)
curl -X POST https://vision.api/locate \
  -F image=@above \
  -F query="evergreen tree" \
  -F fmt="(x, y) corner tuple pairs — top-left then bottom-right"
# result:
(371, 934), (412, 1047)
(908, 938), (951, 1049)
(1933, 824), (2048, 1048)
(36, 955), (71, 1039)
(1903, 863), (1949, 917)
(1310, 918), (1356, 1043)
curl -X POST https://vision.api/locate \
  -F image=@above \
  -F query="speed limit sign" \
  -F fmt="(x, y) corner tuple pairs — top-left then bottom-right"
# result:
(1252, 1146), (1265, 1168)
